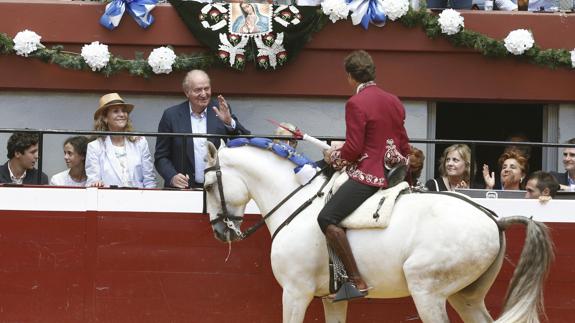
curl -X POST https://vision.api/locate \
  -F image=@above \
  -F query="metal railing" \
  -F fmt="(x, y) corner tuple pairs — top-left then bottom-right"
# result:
(0, 128), (573, 186)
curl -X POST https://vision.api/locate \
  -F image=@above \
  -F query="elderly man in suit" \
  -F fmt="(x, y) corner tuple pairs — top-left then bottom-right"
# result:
(155, 70), (251, 188)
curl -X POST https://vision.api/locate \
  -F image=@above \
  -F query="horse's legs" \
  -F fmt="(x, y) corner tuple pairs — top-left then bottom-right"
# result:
(321, 298), (348, 323)
(409, 293), (449, 323)
(447, 233), (505, 323)
(404, 259), (449, 323)
(282, 288), (314, 323)
(447, 294), (491, 323)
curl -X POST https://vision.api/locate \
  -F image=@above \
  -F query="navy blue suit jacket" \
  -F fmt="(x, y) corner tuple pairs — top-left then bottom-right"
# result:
(154, 100), (250, 188)
(0, 161), (48, 185)
(551, 171), (570, 186)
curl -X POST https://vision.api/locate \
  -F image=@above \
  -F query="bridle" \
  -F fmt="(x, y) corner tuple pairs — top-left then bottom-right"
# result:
(204, 154), (328, 241)
(203, 156), (245, 239)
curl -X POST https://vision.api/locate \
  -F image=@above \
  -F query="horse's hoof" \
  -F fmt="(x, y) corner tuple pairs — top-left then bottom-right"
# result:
(326, 282), (370, 303)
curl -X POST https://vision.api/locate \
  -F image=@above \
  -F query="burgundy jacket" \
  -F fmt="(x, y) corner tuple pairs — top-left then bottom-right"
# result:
(331, 84), (410, 188)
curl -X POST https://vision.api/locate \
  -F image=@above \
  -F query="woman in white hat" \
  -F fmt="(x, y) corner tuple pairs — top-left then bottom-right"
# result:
(85, 93), (156, 188)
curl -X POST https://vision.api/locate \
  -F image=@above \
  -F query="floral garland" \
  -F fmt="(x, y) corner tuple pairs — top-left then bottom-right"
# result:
(1, 5), (575, 78)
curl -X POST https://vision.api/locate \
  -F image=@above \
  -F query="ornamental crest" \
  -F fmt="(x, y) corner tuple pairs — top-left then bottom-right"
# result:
(197, 2), (302, 70)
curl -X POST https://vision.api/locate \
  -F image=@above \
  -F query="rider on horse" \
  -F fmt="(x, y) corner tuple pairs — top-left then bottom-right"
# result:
(318, 50), (411, 301)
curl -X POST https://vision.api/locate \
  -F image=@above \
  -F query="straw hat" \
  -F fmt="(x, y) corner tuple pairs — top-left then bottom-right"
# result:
(94, 93), (134, 120)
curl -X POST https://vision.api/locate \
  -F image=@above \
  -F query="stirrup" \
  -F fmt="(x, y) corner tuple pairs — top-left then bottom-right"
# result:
(331, 282), (369, 303)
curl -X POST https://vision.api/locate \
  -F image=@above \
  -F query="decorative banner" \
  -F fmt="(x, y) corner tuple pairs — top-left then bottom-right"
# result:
(168, 0), (323, 71)
(100, 0), (159, 30)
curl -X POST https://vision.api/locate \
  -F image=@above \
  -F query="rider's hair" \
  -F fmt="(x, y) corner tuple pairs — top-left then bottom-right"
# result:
(344, 50), (375, 83)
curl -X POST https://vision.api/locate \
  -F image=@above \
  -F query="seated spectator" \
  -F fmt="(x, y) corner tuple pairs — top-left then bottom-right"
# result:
(273, 122), (298, 149)
(483, 149), (528, 190)
(425, 144), (471, 191)
(427, 0), (472, 9)
(551, 137), (575, 191)
(50, 136), (89, 186)
(407, 145), (425, 187)
(0, 132), (48, 185)
(525, 170), (560, 202)
(86, 93), (156, 188)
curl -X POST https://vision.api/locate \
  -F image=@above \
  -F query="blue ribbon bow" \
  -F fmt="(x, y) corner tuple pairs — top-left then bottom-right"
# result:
(100, 0), (158, 30)
(346, 0), (387, 30)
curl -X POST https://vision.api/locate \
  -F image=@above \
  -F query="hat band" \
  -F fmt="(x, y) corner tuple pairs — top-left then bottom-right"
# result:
(102, 99), (126, 107)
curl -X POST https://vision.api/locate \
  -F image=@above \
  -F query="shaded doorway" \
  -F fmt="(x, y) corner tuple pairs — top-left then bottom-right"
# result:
(434, 102), (543, 188)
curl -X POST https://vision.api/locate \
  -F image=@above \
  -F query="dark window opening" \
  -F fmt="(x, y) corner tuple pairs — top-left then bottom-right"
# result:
(435, 102), (543, 188)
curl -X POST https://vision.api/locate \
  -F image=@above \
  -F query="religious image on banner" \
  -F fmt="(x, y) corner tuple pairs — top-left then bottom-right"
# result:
(168, 0), (319, 71)
(230, 3), (272, 35)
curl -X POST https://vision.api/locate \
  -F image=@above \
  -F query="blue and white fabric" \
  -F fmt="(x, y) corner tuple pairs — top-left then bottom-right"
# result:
(100, 0), (158, 30)
(227, 138), (319, 184)
(346, 0), (387, 30)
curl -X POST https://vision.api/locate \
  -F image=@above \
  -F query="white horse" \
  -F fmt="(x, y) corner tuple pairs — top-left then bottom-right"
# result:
(203, 142), (553, 323)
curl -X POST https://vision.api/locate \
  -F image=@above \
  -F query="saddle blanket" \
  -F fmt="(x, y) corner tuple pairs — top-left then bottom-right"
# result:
(326, 171), (409, 229)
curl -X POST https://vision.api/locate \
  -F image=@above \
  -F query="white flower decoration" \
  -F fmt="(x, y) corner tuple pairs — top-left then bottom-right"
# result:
(504, 29), (534, 56)
(321, 0), (350, 23)
(81, 41), (111, 71)
(570, 49), (575, 68)
(13, 29), (44, 57)
(438, 9), (464, 36)
(147, 46), (177, 74)
(381, 0), (409, 21)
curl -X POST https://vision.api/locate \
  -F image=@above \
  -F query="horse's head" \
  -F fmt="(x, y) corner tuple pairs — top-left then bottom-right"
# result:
(204, 141), (250, 243)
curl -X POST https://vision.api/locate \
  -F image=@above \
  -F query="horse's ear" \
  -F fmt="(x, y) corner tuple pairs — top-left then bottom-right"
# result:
(206, 141), (218, 165)
(219, 139), (226, 151)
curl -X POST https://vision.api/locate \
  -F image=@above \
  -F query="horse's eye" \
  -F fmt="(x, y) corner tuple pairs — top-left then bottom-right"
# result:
(204, 184), (213, 192)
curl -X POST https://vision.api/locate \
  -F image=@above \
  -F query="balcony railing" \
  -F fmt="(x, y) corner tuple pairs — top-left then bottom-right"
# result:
(1, 127), (573, 186)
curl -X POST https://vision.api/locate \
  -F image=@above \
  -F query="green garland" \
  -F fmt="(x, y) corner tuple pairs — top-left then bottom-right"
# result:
(399, 7), (572, 69)
(0, 33), (215, 78)
(0, 6), (572, 78)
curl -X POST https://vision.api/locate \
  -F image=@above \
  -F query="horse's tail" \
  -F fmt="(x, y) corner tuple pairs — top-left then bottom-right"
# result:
(495, 216), (554, 323)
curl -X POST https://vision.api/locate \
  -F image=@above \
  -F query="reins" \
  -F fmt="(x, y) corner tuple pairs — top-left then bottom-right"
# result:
(271, 171), (331, 241)
(205, 155), (329, 241)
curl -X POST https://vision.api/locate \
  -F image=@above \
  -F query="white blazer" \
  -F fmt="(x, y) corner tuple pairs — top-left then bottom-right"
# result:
(86, 136), (156, 188)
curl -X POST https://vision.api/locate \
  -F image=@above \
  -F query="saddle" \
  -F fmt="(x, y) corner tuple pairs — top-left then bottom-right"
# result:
(325, 165), (409, 230)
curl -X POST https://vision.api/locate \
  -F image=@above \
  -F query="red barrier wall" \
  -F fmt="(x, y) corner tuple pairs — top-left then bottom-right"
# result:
(0, 209), (572, 322)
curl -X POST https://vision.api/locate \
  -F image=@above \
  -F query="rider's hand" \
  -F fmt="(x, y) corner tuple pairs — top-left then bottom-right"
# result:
(323, 148), (334, 164)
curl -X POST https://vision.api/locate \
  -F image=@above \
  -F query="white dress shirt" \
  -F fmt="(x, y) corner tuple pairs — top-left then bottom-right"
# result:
(189, 103), (236, 184)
